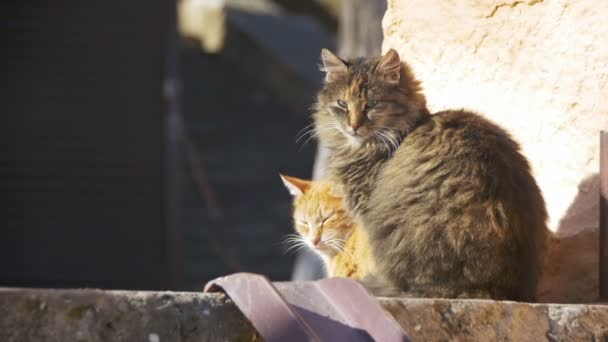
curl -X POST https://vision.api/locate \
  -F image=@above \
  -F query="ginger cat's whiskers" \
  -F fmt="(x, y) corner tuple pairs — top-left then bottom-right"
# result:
(283, 244), (308, 256)
(281, 234), (310, 255)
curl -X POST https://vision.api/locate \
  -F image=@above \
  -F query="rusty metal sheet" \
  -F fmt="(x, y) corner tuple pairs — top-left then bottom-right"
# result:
(204, 273), (409, 342)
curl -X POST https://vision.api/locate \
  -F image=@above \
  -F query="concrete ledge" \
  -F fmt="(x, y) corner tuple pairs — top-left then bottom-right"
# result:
(2, 287), (607, 341)
(0, 288), (257, 342)
(381, 298), (608, 341)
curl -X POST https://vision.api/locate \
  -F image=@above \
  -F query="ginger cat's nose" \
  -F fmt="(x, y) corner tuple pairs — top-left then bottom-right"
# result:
(312, 236), (321, 246)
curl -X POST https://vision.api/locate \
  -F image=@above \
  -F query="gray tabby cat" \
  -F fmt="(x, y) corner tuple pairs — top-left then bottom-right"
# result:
(312, 48), (548, 300)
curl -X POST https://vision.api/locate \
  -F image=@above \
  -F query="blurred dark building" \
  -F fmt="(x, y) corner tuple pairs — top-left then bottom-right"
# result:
(1, 1), (180, 290)
(1, 0), (334, 290)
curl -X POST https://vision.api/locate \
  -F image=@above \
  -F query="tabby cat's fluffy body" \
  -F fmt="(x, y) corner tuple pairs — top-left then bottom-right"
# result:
(280, 175), (375, 280)
(313, 49), (548, 300)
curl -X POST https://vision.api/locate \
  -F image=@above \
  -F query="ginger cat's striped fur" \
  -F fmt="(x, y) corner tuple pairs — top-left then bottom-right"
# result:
(280, 174), (375, 279)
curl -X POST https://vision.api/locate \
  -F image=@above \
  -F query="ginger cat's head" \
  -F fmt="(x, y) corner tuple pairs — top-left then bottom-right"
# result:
(280, 174), (355, 259)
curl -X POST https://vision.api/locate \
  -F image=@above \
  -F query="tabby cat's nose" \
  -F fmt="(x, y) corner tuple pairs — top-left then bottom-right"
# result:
(347, 125), (360, 135)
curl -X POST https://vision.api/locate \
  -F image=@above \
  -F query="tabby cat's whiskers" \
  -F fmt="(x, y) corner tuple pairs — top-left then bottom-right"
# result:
(376, 127), (400, 153)
(376, 131), (393, 153)
(295, 123), (316, 140)
(298, 124), (339, 147)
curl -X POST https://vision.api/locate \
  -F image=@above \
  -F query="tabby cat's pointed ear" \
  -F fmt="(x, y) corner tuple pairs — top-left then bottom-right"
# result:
(280, 174), (311, 197)
(377, 49), (401, 84)
(321, 48), (347, 82)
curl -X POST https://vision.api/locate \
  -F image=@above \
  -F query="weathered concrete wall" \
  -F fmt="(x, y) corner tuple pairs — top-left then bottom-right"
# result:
(382, 297), (608, 342)
(2, 288), (608, 341)
(0, 288), (258, 342)
(383, 0), (608, 302)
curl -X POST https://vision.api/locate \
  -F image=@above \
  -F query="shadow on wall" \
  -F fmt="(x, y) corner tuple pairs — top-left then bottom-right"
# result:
(537, 174), (599, 303)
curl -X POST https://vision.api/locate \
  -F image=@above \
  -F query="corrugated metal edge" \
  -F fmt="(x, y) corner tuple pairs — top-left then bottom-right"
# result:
(204, 273), (409, 342)
(205, 273), (318, 341)
(311, 277), (409, 342)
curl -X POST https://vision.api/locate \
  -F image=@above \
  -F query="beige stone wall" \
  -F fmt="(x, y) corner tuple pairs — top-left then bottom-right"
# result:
(383, 0), (607, 302)
(383, 0), (607, 234)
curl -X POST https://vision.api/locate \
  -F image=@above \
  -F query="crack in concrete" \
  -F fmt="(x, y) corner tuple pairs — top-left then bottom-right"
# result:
(485, 0), (545, 18)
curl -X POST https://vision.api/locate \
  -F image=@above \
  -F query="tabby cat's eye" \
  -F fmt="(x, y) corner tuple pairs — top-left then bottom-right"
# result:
(337, 100), (348, 108)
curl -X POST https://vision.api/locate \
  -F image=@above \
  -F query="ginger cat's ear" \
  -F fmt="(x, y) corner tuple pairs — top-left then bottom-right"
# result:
(377, 48), (401, 85)
(320, 48), (347, 82)
(280, 174), (311, 197)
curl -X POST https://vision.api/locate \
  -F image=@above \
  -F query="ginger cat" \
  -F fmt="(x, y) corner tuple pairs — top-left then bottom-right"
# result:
(280, 174), (375, 280)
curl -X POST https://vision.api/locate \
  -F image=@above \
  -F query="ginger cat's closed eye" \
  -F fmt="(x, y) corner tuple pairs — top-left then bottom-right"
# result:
(280, 174), (375, 280)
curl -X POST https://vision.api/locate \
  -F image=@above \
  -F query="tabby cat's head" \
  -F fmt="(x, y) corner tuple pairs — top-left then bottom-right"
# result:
(280, 174), (354, 258)
(314, 48), (428, 149)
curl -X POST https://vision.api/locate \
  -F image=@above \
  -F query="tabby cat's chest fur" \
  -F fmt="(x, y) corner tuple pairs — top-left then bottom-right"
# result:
(327, 144), (389, 215)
